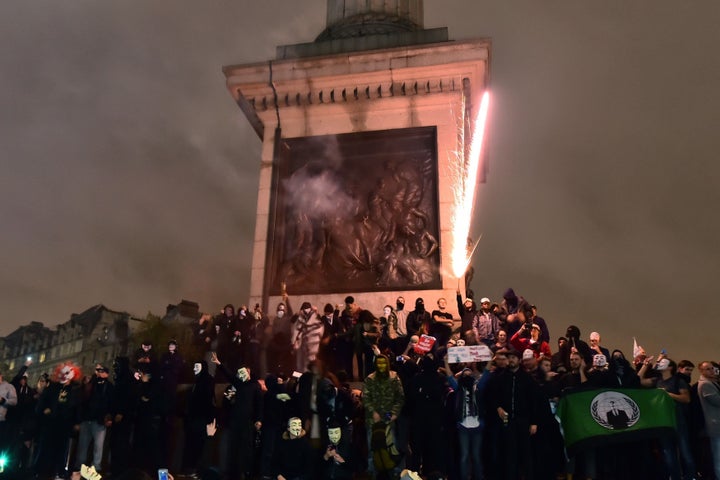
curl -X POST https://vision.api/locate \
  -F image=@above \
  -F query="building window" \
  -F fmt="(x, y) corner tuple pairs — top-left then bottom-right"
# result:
(40, 353), (46, 363)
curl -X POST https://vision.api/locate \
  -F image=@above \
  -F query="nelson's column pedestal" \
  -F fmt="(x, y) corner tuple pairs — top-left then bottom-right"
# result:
(223, 0), (490, 319)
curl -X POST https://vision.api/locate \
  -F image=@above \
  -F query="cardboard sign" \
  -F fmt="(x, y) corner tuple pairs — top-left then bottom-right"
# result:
(413, 334), (436, 354)
(447, 344), (493, 363)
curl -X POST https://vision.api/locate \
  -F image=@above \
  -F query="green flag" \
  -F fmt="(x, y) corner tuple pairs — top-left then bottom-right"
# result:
(557, 388), (676, 454)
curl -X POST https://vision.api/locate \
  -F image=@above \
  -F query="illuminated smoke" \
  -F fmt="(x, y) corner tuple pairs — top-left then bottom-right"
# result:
(451, 91), (490, 278)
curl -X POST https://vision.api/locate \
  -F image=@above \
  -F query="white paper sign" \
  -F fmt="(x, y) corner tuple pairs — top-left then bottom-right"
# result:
(447, 344), (493, 363)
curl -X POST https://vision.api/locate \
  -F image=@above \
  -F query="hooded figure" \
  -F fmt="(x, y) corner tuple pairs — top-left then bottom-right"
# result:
(457, 292), (478, 337)
(560, 325), (593, 367)
(406, 355), (446, 475)
(406, 298), (431, 336)
(608, 350), (641, 388)
(260, 374), (291, 478)
(362, 355), (405, 477)
(211, 353), (263, 479)
(322, 422), (353, 479)
(182, 360), (215, 475)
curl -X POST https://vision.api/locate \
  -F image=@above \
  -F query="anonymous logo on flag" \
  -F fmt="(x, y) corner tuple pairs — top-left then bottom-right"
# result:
(557, 388), (675, 455)
(589, 391), (640, 430)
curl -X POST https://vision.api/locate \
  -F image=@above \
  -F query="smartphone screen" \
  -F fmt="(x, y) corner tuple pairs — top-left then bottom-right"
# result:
(158, 468), (169, 480)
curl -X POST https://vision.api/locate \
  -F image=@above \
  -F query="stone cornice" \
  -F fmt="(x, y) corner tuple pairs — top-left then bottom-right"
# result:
(224, 39), (490, 127)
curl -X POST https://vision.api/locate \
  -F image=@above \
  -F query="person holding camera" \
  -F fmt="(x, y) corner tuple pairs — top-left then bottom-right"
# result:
(510, 322), (551, 360)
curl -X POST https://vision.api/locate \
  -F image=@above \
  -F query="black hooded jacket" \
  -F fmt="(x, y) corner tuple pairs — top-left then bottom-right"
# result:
(186, 361), (215, 424)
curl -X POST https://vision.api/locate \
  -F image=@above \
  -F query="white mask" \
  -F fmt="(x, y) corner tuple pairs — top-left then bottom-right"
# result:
(655, 359), (670, 371)
(193, 363), (202, 375)
(383, 307), (391, 317)
(456, 339), (466, 347)
(277, 310), (285, 319)
(236, 367), (249, 382)
(288, 418), (302, 438)
(60, 366), (75, 384)
(168, 344), (176, 352)
(328, 427), (341, 444)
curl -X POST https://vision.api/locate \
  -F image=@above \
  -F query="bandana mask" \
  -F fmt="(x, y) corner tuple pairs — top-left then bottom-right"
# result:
(237, 367), (249, 382)
(193, 363), (202, 375)
(328, 427), (341, 444)
(288, 418), (302, 438)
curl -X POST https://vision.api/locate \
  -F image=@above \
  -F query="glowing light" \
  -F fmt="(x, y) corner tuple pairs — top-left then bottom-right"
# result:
(451, 91), (490, 278)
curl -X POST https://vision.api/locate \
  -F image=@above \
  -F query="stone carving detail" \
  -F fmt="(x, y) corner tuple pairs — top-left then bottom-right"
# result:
(269, 127), (441, 294)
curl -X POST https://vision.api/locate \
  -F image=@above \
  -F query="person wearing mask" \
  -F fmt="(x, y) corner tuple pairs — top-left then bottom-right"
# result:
(211, 352), (263, 480)
(321, 422), (353, 479)
(406, 298), (431, 337)
(456, 291), (477, 338)
(34, 363), (82, 479)
(182, 361), (216, 478)
(273, 417), (315, 480)
(362, 355), (405, 478)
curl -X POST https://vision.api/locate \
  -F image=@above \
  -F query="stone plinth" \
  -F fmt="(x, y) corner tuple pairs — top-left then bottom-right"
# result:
(223, 39), (490, 318)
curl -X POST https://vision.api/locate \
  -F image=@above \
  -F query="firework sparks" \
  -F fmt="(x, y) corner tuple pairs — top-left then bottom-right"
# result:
(451, 90), (490, 278)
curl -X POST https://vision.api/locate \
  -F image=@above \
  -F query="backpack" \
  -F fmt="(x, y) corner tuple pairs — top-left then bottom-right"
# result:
(371, 421), (399, 472)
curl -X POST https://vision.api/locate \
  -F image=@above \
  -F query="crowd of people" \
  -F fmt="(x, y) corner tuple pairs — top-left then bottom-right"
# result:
(0, 287), (719, 480)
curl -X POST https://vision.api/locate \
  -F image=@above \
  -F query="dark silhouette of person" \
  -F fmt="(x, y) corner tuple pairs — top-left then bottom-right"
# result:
(606, 400), (630, 429)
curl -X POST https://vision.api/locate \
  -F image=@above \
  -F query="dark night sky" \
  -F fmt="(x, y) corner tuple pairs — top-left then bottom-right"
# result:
(2, 1), (718, 367)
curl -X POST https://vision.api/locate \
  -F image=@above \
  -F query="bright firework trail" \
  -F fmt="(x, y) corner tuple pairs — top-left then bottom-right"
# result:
(451, 90), (490, 278)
